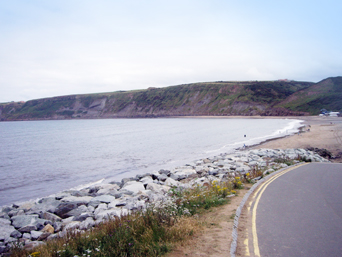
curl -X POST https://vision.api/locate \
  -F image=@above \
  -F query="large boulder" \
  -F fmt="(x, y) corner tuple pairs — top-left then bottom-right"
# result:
(11, 215), (47, 230)
(30, 197), (61, 213)
(79, 217), (95, 230)
(0, 218), (11, 226)
(146, 183), (170, 194)
(65, 205), (88, 218)
(54, 202), (79, 219)
(121, 181), (145, 193)
(18, 225), (37, 233)
(164, 178), (180, 187)
(91, 195), (116, 204)
(96, 184), (119, 195)
(61, 196), (93, 204)
(39, 212), (62, 222)
(0, 225), (16, 242)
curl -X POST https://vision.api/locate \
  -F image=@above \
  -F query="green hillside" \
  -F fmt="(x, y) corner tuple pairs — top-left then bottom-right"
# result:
(0, 77), (339, 121)
(276, 77), (342, 114)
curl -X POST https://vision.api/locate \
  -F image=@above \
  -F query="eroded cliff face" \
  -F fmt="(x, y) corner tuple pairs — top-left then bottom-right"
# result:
(0, 80), (314, 121)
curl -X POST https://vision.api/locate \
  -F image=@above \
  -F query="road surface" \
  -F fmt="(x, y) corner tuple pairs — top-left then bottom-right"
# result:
(238, 163), (342, 257)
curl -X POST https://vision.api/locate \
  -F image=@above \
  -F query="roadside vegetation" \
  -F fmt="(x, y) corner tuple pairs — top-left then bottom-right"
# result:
(10, 178), (251, 257)
(9, 155), (313, 257)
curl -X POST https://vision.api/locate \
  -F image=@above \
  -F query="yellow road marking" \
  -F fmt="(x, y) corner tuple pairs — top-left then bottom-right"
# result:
(251, 163), (307, 257)
(244, 237), (250, 256)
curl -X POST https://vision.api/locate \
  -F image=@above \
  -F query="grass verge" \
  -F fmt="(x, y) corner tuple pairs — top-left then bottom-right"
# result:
(10, 179), (248, 257)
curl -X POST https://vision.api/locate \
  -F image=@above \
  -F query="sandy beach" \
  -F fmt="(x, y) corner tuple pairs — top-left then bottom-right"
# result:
(252, 116), (342, 162)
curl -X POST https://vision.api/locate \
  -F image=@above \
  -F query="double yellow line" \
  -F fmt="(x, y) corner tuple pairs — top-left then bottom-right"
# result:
(249, 163), (307, 257)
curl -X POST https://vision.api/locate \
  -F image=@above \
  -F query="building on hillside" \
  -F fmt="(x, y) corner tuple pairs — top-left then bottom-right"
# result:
(329, 112), (340, 117)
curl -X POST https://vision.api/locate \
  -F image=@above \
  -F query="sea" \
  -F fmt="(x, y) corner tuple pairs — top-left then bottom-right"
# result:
(0, 118), (302, 207)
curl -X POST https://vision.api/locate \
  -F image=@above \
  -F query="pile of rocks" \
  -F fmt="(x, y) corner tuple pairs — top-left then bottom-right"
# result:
(0, 148), (328, 254)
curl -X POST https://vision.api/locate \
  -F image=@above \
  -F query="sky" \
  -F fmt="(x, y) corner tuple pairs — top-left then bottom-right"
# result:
(1, 0), (341, 103)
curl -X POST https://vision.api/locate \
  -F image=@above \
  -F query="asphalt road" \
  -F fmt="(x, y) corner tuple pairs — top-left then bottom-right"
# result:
(254, 163), (342, 257)
(237, 163), (342, 257)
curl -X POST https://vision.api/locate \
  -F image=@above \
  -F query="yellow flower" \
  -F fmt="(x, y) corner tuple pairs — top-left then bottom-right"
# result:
(231, 190), (236, 194)
(235, 177), (240, 180)
(246, 173), (250, 177)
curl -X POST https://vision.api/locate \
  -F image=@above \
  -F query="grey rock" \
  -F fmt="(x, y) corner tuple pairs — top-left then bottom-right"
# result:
(61, 196), (93, 204)
(65, 205), (88, 218)
(53, 222), (63, 233)
(140, 176), (153, 186)
(95, 209), (120, 220)
(40, 211), (62, 222)
(88, 200), (101, 208)
(30, 230), (43, 240)
(87, 186), (100, 196)
(121, 177), (136, 187)
(158, 169), (171, 176)
(113, 192), (123, 199)
(38, 232), (51, 241)
(8, 209), (19, 217)
(73, 212), (93, 222)
(248, 161), (258, 166)
(208, 169), (219, 176)
(120, 189), (134, 196)
(68, 190), (88, 197)
(11, 215), (46, 229)
(0, 212), (10, 220)
(22, 233), (31, 240)
(121, 181), (145, 193)
(91, 195), (116, 204)
(164, 178), (180, 187)
(157, 174), (168, 182)
(18, 225), (37, 233)
(1, 207), (12, 214)
(97, 184), (119, 195)
(10, 230), (22, 238)
(0, 225), (16, 242)
(0, 218), (11, 226)
(79, 217), (95, 230)
(31, 197), (61, 213)
(47, 233), (59, 241)
(63, 221), (80, 231)
(94, 203), (108, 216)
(146, 183), (170, 194)
(54, 202), (79, 219)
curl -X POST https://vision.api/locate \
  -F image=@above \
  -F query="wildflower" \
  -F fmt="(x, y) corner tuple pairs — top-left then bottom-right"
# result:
(29, 252), (40, 257)
(246, 172), (250, 177)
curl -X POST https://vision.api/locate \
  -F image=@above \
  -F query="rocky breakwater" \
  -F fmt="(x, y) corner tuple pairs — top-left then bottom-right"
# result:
(0, 148), (328, 254)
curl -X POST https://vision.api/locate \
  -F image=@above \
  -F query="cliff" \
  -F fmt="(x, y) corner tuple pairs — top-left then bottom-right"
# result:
(0, 77), (339, 121)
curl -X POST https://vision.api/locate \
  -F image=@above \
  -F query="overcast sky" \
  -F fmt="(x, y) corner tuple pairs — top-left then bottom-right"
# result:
(1, 0), (341, 102)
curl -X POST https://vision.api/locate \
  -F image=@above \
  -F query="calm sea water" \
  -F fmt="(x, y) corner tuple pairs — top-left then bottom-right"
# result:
(0, 118), (302, 206)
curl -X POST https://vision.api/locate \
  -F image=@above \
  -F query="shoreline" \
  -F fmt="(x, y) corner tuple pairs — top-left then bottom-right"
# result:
(1, 117), (303, 208)
(2, 116), (333, 209)
(0, 147), (329, 254)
